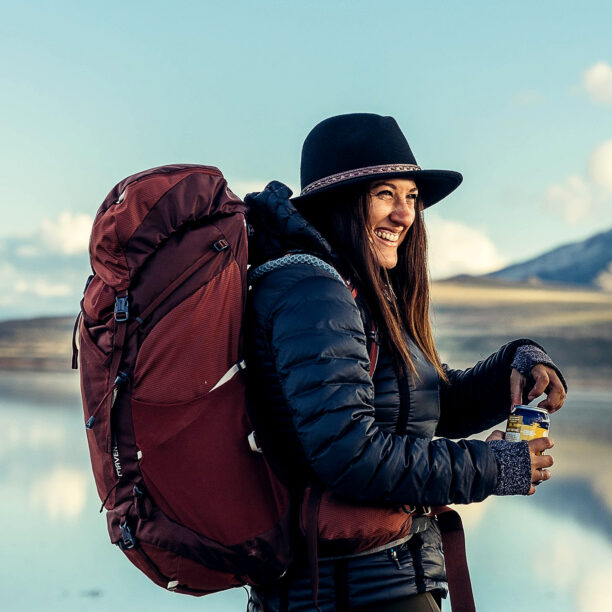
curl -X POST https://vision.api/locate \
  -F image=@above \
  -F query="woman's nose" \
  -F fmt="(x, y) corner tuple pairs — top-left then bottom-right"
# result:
(391, 197), (415, 225)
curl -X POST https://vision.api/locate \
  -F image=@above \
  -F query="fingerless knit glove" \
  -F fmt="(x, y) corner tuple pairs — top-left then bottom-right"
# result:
(511, 345), (568, 391)
(489, 439), (532, 496)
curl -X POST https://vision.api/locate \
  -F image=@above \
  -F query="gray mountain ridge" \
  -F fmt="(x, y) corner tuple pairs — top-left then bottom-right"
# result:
(485, 227), (612, 289)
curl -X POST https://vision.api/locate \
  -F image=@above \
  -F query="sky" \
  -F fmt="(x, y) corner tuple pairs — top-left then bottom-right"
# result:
(1, 0), (611, 320)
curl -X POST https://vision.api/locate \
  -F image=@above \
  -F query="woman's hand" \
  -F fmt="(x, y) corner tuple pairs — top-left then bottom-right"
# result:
(486, 430), (554, 495)
(510, 365), (566, 413)
(527, 437), (554, 495)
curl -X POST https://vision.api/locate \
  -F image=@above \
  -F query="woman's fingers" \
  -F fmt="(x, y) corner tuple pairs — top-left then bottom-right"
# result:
(512, 364), (567, 414)
(527, 364), (550, 401)
(528, 467), (552, 494)
(510, 368), (525, 409)
(537, 469), (551, 482)
(535, 368), (567, 413)
(529, 436), (554, 456)
(532, 450), (554, 471)
(528, 365), (567, 413)
(528, 438), (554, 494)
(485, 429), (505, 442)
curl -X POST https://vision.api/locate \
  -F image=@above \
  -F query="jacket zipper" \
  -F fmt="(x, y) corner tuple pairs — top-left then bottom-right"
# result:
(389, 547), (402, 570)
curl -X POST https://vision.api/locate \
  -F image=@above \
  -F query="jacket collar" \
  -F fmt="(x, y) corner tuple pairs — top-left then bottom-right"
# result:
(245, 181), (339, 267)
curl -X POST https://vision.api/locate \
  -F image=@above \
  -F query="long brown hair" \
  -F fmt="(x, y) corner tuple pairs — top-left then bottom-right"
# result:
(298, 184), (447, 382)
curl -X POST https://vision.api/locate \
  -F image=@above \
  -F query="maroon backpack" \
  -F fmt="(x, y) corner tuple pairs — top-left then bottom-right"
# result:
(73, 164), (475, 610)
(72, 164), (292, 595)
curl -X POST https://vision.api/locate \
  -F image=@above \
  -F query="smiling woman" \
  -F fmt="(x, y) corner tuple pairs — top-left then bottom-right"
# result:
(244, 113), (567, 611)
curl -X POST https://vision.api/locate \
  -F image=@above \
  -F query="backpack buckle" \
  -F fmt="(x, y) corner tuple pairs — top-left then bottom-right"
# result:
(114, 296), (129, 322)
(119, 521), (135, 549)
(401, 505), (431, 516)
(213, 239), (229, 252)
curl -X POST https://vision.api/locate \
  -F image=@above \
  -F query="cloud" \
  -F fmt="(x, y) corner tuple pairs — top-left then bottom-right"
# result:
(0, 212), (92, 320)
(15, 278), (72, 298)
(0, 260), (77, 312)
(583, 61), (612, 104)
(543, 139), (612, 226)
(40, 211), (93, 256)
(544, 174), (595, 224)
(589, 139), (612, 191)
(426, 213), (507, 278)
(596, 262), (612, 291)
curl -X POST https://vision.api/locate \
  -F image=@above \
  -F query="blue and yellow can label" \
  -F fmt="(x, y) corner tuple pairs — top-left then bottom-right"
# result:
(505, 405), (550, 443)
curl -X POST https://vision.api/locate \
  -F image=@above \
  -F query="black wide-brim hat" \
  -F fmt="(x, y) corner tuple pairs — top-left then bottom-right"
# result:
(292, 113), (462, 208)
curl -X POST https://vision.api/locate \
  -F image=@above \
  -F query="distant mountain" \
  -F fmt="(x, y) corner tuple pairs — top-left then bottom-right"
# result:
(0, 316), (74, 371)
(487, 227), (612, 289)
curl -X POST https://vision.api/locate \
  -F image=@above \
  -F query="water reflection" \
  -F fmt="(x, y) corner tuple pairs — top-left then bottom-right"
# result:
(461, 495), (612, 611)
(1, 373), (611, 611)
(29, 466), (88, 520)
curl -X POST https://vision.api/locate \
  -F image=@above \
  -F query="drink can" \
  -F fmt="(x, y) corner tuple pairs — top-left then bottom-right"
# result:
(505, 405), (550, 443)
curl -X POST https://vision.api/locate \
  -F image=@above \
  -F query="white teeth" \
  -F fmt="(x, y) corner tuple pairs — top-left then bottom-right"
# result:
(374, 229), (400, 242)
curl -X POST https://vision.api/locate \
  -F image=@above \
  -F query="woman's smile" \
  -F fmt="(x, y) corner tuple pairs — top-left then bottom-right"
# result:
(373, 228), (403, 244)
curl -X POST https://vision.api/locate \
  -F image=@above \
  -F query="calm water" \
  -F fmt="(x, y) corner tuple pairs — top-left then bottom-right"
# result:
(1, 372), (611, 611)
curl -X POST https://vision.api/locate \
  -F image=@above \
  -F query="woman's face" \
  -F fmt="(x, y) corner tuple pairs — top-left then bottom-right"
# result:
(367, 178), (418, 269)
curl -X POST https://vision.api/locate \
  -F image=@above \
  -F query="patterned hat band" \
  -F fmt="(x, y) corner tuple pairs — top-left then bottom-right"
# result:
(300, 163), (422, 196)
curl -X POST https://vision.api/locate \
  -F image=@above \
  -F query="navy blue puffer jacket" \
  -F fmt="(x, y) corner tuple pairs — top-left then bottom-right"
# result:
(245, 182), (536, 610)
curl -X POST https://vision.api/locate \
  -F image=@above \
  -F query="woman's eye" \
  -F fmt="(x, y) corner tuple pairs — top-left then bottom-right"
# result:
(407, 193), (418, 201)
(375, 190), (394, 200)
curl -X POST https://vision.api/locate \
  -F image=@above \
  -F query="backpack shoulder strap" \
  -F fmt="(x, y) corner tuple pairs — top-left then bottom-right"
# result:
(353, 293), (379, 379)
(249, 254), (379, 377)
(432, 506), (476, 612)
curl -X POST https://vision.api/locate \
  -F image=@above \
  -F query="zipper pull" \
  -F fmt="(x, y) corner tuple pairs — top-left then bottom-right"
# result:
(389, 547), (402, 570)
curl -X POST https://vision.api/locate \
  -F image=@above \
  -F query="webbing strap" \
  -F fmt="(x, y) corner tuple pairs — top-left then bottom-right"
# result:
(128, 245), (220, 334)
(305, 486), (323, 612)
(367, 318), (379, 378)
(103, 315), (128, 452)
(433, 507), (476, 612)
(349, 285), (379, 379)
(211, 360), (246, 392)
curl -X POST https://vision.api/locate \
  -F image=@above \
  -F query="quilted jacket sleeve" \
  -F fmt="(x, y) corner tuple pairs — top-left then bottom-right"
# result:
(250, 263), (500, 507)
(436, 339), (546, 439)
